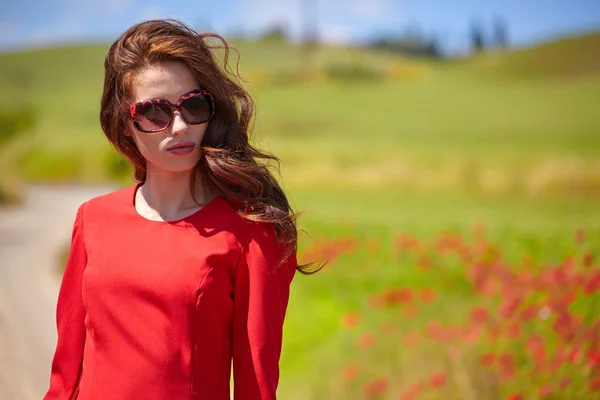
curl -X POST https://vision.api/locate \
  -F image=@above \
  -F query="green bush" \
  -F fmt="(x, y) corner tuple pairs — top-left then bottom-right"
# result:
(17, 147), (83, 181)
(324, 62), (384, 83)
(103, 147), (133, 181)
(0, 105), (37, 146)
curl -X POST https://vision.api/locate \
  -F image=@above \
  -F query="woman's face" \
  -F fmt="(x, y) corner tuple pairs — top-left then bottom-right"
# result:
(128, 60), (208, 175)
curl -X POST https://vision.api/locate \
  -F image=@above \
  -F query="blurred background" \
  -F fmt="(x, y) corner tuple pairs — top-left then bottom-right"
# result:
(1, 1), (599, 399)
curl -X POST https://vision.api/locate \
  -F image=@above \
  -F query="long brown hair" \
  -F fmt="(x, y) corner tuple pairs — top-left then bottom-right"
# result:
(100, 19), (315, 274)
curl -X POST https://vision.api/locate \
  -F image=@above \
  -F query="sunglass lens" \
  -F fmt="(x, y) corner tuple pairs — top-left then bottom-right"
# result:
(135, 103), (172, 131)
(180, 95), (212, 124)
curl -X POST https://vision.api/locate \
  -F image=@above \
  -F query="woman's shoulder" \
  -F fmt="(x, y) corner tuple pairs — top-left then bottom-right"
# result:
(211, 197), (259, 230)
(211, 197), (278, 241)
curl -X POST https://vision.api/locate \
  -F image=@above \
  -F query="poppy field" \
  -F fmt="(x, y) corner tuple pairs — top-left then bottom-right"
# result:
(279, 196), (600, 399)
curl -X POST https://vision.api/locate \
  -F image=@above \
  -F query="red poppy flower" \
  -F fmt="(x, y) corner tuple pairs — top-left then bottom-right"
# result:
(470, 307), (490, 324)
(420, 288), (436, 304)
(362, 378), (389, 396)
(429, 372), (447, 388)
(357, 332), (376, 348)
(341, 312), (361, 329)
(480, 353), (495, 366)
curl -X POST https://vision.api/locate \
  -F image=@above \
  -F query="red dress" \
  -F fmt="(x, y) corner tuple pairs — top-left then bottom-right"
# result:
(44, 183), (297, 400)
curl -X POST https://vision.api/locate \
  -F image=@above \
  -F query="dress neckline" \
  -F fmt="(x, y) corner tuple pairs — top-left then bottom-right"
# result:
(129, 182), (221, 227)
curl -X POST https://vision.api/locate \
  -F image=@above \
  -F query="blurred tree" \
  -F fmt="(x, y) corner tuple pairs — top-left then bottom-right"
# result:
(302, 0), (319, 45)
(227, 27), (248, 41)
(425, 35), (441, 58)
(0, 105), (36, 148)
(301, 0), (319, 72)
(470, 20), (485, 53)
(493, 17), (509, 48)
(368, 27), (442, 58)
(259, 23), (289, 42)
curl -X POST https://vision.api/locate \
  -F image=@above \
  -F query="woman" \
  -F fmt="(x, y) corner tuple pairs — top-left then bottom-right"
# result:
(44, 19), (309, 400)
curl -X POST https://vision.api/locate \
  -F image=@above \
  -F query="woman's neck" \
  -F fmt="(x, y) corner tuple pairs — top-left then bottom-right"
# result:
(137, 168), (211, 221)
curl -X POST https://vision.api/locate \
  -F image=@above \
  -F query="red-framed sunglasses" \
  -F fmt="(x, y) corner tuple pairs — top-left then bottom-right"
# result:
(129, 89), (215, 133)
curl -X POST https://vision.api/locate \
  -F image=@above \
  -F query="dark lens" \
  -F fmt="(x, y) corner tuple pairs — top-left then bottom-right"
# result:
(135, 102), (172, 131)
(180, 95), (211, 124)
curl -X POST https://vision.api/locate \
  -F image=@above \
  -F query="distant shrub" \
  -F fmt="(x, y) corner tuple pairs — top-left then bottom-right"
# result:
(267, 69), (307, 85)
(273, 68), (326, 85)
(103, 147), (133, 181)
(17, 147), (83, 181)
(245, 62), (425, 86)
(244, 67), (271, 86)
(244, 66), (326, 86)
(384, 63), (429, 83)
(258, 25), (289, 42)
(0, 105), (37, 146)
(324, 62), (384, 83)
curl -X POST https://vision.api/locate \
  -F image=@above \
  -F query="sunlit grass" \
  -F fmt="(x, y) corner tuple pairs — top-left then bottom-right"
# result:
(1, 37), (599, 196)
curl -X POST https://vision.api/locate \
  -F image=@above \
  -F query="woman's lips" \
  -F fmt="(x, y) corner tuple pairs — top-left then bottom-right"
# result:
(166, 142), (196, 155)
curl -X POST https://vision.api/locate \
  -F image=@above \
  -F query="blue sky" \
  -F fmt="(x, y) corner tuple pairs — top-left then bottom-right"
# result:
(1, 0), (599, 53)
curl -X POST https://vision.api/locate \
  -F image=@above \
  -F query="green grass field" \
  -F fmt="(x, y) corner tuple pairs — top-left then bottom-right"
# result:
(1, 32), (599, 398)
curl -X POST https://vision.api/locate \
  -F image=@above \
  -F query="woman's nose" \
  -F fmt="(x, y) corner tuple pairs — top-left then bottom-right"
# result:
(171, 111), (188, 135)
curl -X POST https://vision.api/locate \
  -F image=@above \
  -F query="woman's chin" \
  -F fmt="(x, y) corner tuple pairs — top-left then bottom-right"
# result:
(151, 157), (201, 175)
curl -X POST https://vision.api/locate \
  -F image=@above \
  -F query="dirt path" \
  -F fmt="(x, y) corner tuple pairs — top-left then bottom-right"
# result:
(0, 184), (115, 400)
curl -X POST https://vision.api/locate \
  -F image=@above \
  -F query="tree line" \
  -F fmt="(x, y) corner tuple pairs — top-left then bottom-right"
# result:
(247, 17), (510, 59)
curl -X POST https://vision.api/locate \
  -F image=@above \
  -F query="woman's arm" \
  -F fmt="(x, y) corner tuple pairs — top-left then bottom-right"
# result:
(232, 223), (297, 400)
(44, 203), (88, 400)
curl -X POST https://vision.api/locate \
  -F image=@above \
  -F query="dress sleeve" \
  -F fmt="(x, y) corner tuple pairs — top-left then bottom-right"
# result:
(44, 203), (88, 400)
(232, 223), (297, 400)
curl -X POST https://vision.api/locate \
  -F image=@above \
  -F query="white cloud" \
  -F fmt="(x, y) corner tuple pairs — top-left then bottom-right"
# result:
(25, 0), (135, 46)
(349, 0), (393, 20)
(26, 28), (60, 47)
(319, 25), (351, 44)
(234, 0), (303, 38)
(27, 18), (84, 47)
(226, 0), (398, 43)
(19, 0), (130, 49)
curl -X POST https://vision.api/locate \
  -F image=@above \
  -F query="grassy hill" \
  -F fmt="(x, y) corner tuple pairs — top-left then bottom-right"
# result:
(0, 33), (599, 197)
(472, 31), (600, 79)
